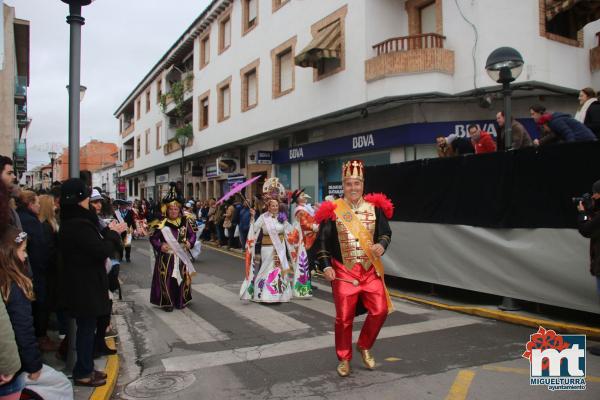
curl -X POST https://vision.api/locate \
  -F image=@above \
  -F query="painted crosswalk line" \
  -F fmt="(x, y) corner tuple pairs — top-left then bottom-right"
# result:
(162, 316), (481, 371)
(192, 283), (311, 333)
(132, 288), (229, 345)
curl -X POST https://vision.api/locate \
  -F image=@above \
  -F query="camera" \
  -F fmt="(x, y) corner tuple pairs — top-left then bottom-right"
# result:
(572, 192), (594, 211)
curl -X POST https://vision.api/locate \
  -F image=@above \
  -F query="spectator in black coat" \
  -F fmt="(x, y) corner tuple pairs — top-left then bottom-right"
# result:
(575, 87), (600, 140)
(59, 178), (114, 387)
(537, 112), (597, 144)
(16, 190), (56, 352)
(576, 179), (600, 356)
(90, 189), (124, 358)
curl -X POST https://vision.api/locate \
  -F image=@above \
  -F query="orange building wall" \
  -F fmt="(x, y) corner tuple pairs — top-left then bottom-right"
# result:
(56, 140), (118, 182)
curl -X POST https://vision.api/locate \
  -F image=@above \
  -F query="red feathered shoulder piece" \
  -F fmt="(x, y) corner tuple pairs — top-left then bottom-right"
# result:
(314, 201), (337, 224)
(364, 193), (394, 219)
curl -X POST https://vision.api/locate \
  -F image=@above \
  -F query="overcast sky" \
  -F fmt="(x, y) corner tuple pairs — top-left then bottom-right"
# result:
(7, 0), (210, 169)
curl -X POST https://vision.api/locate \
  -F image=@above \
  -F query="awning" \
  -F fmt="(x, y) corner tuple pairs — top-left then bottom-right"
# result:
(294, 21), (341, 68)
(545, 0), (600, 31)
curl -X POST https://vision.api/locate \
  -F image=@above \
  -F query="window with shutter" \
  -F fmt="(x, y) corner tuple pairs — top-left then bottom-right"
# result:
(224, 18), (231, 48)
(279, 50), (293, 92)
(223, 86), (230, 118)
(248, 70), (257, 107)
(249, 0), (257, 24)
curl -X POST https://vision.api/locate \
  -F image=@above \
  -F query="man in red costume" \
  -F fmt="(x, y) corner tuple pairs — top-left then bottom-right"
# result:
(315, 160), (394, 377)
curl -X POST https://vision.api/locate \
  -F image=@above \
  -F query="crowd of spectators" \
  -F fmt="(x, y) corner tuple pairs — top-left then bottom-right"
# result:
(436, 87), (599, 158)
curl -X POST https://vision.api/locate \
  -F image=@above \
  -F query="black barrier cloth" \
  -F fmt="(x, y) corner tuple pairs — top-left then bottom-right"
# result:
(364, 141), (600, 229)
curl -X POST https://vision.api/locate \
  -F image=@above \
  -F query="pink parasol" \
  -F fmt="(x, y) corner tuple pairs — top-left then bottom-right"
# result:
(216, 174), (262, 205)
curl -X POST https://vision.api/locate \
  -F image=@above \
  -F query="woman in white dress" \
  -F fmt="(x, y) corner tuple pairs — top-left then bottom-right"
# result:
(240, 178), (295, 303)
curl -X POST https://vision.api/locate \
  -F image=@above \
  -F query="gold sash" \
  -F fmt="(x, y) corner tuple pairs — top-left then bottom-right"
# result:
(333, 199), (393, 313)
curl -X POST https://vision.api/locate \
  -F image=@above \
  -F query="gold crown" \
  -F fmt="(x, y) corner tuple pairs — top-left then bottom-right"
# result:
(342, 160), (364, 181)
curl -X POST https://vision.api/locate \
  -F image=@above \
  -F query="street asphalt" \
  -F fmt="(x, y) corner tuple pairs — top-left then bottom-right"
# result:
(109, 240), (600, 400)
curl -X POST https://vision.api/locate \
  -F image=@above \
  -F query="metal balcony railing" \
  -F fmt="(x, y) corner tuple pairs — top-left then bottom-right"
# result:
(14, 140), (26, 160)
(14, 76), (27, 98)
(17, 104), (27, 117)
(372, 33), (446, 56)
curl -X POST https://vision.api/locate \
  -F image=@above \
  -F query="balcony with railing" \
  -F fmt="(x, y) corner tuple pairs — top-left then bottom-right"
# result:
(16, 104), (27, 118)
(122, 119), (135, 137)
(14, 76), (27, 104)
(122, 159), (134, 171)
(13, 140), (27, 172)
(365, 33), (454, 81)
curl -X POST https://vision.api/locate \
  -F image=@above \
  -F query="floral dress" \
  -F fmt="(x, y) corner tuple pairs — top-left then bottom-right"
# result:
(240, 213), (295, 303)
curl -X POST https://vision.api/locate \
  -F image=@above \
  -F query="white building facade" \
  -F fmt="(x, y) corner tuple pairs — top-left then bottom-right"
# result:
(115, 0), (600, 201)
(91, 163), (119, 200)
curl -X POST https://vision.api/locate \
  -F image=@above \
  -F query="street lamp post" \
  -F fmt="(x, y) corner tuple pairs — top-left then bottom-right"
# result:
(48, 151), (57, 183)
(177, 135), (190, 199)
(485, 47), (524, 151)
(61, 0), (92, 179)
(60, 0), (93, 374)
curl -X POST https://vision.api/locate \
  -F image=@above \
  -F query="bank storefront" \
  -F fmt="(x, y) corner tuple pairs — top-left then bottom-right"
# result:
(272, 119), (537, 201)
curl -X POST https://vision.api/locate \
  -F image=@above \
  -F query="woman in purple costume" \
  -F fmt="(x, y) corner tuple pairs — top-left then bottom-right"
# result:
(149, 183), (196, 311)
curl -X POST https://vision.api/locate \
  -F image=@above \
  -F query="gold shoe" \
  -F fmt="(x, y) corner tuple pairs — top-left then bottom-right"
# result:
(357, 346), (376, 370)
(337, 360), (351, 377)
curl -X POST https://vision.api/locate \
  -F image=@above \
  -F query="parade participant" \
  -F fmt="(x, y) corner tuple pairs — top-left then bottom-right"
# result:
(240, 178), (295, 303)
(113, 200), (136, 263)
(314, 160), (394, 377)
(290, 189), (316, 298)
(149, 183), (197, 312)
(132, 202), (148, 239)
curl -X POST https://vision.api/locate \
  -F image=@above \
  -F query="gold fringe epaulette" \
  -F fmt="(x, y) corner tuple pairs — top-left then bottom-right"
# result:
(148, 218), (167, 231)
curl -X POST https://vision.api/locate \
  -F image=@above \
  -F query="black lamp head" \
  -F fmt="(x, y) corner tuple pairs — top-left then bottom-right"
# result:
(485, 47), (524, 83)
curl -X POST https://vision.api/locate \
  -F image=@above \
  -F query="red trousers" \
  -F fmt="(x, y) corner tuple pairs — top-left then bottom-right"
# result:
(331, 259), (388, 361)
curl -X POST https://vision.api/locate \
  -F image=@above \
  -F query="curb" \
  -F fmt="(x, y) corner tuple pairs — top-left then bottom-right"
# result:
(389, 291), (600, 341)
(203, 243), (600, 340)
(89, 338), (119, 400)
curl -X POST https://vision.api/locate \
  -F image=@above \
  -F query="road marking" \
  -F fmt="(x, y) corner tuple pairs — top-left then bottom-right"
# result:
(132, 289), (229, 344)
(445, 370), (476, 400)
(205, 244), (245, 260)
(192, 283), (311, 333)
(292, 296), (336, 318)
(482, 365), (600, 383)
(162, 316), (480, 372)
(314, 281), (431, 315)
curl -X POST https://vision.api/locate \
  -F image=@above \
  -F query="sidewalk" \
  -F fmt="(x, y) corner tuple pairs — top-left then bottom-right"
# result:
(43, 335), (119, 400)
